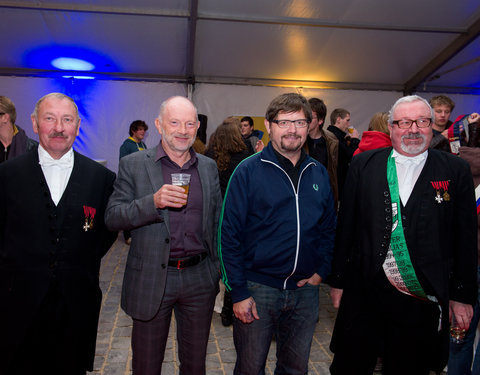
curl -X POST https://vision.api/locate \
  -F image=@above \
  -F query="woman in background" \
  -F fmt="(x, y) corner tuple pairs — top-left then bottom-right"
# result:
(205, 117), (249, 197)
(353, 111), (391, 156)
(205, 116), (249, 326)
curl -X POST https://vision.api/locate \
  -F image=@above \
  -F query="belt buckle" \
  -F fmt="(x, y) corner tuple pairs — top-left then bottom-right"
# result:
(176, 259), (185, 270)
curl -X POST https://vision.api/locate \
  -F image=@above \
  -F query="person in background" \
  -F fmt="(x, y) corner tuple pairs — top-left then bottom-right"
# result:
(327, 108), (360, 199)
(353, 112), (392, 156)
(304, 97), (339, 208)
(0, 95), (37, 162)
(240, 115), (264, 154)
(205, 116), (249, 197)
(448, 117), (480, 375)
(119, 120), (148, 159)
(119, 120), (148, 244)
(205, 116), (249, 327)
(1, 92), (117, 375)
(429, 95), (456, 152)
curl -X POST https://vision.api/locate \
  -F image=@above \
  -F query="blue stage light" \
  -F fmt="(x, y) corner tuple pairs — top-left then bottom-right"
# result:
(52, 57), (95, 71)
(62, 75), (95, 79)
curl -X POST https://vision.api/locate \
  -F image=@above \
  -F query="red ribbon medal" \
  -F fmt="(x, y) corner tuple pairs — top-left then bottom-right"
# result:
(430, 180), (450, 203)
(83, 205), (96, 231)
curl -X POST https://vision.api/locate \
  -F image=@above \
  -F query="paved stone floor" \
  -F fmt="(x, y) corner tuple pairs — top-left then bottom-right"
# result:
(88, 236), (337, 375)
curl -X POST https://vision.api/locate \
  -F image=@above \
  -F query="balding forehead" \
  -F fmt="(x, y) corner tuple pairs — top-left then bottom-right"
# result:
(159, 96), (197, 119)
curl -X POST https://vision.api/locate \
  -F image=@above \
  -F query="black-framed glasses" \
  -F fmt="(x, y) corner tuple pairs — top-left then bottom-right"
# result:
(271, 119), (309, 128)
(391, 118), (431, 129)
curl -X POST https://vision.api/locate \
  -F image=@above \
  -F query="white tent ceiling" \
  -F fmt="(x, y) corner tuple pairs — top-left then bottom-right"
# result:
(1, 0), (480, 95)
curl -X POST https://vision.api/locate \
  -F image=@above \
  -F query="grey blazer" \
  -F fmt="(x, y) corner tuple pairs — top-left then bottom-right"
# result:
(105, 147), (222, 321)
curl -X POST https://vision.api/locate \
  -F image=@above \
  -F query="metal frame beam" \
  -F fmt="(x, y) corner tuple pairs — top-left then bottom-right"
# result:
(403, 16), (480, 95)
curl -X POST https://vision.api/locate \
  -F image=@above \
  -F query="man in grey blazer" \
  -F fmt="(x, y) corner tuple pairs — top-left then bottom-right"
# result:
(105, 96), (222, 375)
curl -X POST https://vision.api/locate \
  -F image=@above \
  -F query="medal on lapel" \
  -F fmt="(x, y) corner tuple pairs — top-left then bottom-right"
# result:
(430, 180), (450, 204)
(441, 181), (451, 201)
(83, 205), (96, 231)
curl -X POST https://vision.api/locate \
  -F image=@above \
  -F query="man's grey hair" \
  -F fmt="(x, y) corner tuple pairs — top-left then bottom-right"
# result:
(157, 96), (198, 123)
(31, 93), (80, 124)
(388, 95), (434, 124)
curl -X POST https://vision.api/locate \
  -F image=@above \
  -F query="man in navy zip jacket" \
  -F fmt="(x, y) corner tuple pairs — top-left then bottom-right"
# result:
(219, 93), (336, 375)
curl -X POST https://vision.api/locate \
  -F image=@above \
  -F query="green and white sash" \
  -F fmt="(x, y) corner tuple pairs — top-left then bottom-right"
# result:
(383, 150), (428, 299)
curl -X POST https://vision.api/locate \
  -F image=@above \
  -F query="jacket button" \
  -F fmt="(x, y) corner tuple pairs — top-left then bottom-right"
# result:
(161, 264), (166, 269)
(384, 191), (389, 197)
(165, 238), (170, 244)
(379, 252), (385, 257)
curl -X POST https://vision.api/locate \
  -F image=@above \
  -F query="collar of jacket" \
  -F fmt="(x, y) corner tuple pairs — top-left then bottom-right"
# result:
(260, 142), (316, 171)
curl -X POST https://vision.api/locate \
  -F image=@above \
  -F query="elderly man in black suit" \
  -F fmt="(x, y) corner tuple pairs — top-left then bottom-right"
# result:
(105, 96), (222, 375)
(0, 93), (117, 375)
(329, 95), (478, 375)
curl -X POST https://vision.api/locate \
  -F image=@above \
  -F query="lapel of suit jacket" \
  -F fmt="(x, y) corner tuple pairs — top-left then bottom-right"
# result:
(28, 148), (56, 205)
(53, 151), (87, 210)
(196, 156), (210, 236)
(144, 148), (170, 234)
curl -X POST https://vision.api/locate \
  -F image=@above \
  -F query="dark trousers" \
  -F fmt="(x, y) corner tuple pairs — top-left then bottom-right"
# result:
(131, 257), (219, 375)
(5, 282), (87, 375)
(330, 273), (445, 375)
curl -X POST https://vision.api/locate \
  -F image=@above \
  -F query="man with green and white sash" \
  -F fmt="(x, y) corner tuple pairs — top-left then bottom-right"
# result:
(328, 95), (478, 375)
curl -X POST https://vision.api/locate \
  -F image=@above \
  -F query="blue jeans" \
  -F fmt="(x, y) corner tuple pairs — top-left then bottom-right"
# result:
(448, 267), (480, 375)
(233, 280), (320, 375)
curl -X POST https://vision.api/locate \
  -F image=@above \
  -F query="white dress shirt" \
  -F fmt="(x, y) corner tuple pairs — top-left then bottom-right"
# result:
(38, 145), (74, 206)
(392, 149), (428, 206)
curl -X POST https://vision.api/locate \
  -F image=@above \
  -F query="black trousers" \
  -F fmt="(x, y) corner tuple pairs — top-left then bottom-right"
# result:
(6, 282), (87, 375)
(330, 273), (446, 375)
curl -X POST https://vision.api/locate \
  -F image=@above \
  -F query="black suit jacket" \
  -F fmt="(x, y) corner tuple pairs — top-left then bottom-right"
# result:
(329, 147), (477, 369)
(331, 147), (477, 310)
(0, 148), (117, 371)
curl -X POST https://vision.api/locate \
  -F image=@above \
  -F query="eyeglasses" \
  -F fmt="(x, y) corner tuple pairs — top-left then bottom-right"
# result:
(271, 119), (309, 128)
(391, 118), (431, 129)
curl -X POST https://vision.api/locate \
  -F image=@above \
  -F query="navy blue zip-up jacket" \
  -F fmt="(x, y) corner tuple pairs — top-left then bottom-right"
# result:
(219, 143), (336, 303)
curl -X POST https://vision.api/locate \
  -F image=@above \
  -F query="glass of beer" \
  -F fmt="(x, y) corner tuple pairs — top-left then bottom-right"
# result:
(171, 173), (191, 206)
(450, 314), (466, 344)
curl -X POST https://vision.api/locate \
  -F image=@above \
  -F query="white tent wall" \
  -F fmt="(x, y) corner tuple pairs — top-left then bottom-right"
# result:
(194, 84), (402, 136)
(194, 84), (480, 137)
(1, 76), (480, 173)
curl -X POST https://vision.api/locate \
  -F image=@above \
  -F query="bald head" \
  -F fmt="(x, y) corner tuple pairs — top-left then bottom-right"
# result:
(158, 96), (198, 124)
